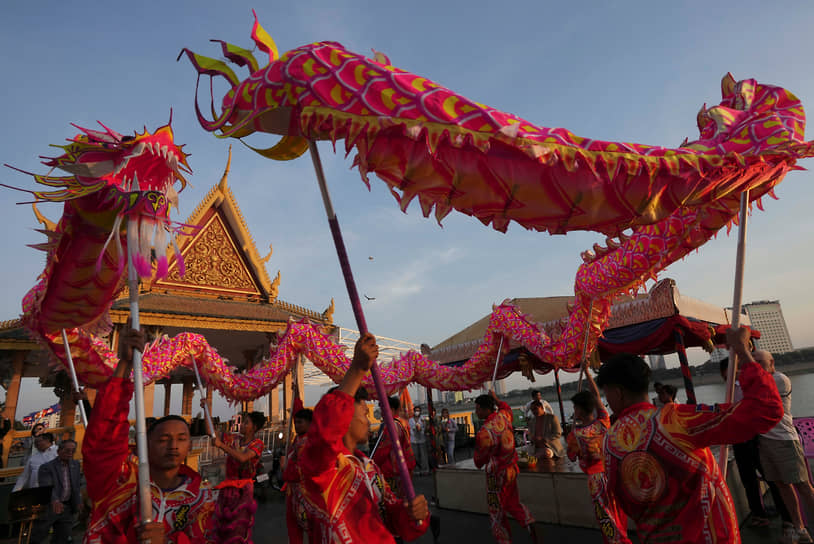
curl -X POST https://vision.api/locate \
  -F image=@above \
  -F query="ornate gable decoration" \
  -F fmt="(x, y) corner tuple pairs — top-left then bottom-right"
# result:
(160, 211), (260, 295)
(153, 147), (277, 299)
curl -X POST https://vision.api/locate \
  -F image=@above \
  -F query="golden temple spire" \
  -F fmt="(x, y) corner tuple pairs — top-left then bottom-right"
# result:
(218, 145), (232, 191)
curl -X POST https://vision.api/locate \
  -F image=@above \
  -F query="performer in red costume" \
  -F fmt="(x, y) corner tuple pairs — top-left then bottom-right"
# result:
(83, 329), (240, 544)
(597, 327), (784, 544)
(372, 395), (416, 498)
(566, 363), (631, 544)
(473, 389), (538, 544)
(298, 333), (430, 543)
(282, 408), (312, 544)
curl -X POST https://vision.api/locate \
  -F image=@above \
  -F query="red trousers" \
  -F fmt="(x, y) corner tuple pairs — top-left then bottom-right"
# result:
(486, 464), (534, 544)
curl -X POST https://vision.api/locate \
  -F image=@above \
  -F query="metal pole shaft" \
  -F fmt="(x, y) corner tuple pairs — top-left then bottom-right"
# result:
(369, 427), (386, 459)
(60, 329), (88, 427)
(283, 356), (298, 460)
(554, 369), (566, 425)
(308, 141), (416, 501)
(577, 300), (594, 392)
(191, 357), (216, 439)
(718, 190), (750, 477)
(491, 337), (505, 389)
(127, 218), (153, 524)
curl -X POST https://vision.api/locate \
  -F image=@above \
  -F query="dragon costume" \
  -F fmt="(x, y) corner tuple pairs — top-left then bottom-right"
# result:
(9, 13), (814, 401)
(178, 13), (814, 381)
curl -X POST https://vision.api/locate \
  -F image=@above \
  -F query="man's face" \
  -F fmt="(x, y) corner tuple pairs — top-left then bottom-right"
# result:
(413, 408), (421, 419)
(347, 402), (370, 446)
(32, 425), (44, 437)
(57, 442), (76, 463)
(533, 405), (544, 417)
(657, 389), (673, 404)
(34, 437), (51, 452)
(148, 420), (190, 470)
(239, 417), (255, 437)
(294, 417), (310, 437)
(533, 392), (542, 402)
(441, 410), (449, 420)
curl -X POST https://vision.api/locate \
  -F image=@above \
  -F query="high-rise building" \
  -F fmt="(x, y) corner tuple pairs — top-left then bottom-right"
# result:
(743, 300), (794, 354)
(648, 354), (667, 370)
(495, 379), (507, 395)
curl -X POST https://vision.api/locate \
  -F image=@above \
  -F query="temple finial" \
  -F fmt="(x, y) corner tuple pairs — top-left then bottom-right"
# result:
(218, 145), (232, 191)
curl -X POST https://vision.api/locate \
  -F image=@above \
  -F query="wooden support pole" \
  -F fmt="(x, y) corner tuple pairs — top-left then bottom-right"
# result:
(269, 387), (280, 423)
(3, 351), (26, 467)
(59, 393), (77, 429)
(181, 379), (194, 418)
(163, 383), (172, 416)
(143, 383), (155, 418)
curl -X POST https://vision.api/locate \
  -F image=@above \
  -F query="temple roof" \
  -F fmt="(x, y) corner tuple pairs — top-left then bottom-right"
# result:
(110, 293), (327, 325)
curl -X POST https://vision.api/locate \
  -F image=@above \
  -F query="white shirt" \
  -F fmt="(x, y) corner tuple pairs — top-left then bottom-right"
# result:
(14, 444), (57, 491)
(762, 372), (799, 442)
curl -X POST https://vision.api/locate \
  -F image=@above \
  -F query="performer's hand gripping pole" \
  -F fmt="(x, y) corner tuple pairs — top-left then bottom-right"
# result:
(718, 190), (750, 478)
(192, 357), (216, 439)
(308, 141), (416, 501)
(127, 215), (153, 524)
(60, 329), (88, 427)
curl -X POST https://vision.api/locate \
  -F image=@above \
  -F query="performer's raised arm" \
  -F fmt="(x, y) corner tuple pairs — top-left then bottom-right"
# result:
(82, 328), (144, 503)
(669, 327), (783, 448)
(299, 333), (378, 482)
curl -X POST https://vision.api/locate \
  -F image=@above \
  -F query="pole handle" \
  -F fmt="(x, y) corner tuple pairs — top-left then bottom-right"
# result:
(127, 217), (153, 524)
(718, 190), (750, 478)
(60, 329), (88, 427)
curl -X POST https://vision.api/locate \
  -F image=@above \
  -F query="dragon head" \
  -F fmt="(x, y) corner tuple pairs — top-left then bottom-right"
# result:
(6, 120), (191, 280)
(178, 10), (312, 161)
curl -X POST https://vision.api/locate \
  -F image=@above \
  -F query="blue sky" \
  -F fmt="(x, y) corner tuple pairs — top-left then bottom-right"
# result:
(2, 2), (814, 418)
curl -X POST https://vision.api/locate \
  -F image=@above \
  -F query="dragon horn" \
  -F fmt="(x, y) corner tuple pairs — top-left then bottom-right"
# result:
(176, 48), (240, 86)
(210, 39), (260, 73)
(251, 9), (279, 63)
(178, 48), (240, 133)
(239, 136), (309, 161)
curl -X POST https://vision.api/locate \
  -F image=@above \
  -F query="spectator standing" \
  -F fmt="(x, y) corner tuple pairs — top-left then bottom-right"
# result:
(14, 432), (57, 491)
(719, 357), (791, 529)
(753, 350), (814, 544)
(31, 439), (82, 543)
(409, 406), (429, 476)
(441, 408), (458, 464)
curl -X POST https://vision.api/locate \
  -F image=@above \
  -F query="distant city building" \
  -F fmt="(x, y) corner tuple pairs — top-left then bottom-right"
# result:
(495, 379), (506, 395)
(648, 354), (667, 370)
(743, 300), (794, 354)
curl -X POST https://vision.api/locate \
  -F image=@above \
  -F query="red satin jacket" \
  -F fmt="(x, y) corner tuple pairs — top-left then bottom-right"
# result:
(604, 361), (783, 543)
(298, 390), (429, 543)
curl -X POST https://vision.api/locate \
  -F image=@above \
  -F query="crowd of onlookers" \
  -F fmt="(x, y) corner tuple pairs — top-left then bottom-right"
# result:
(4, 421), (83, 543)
